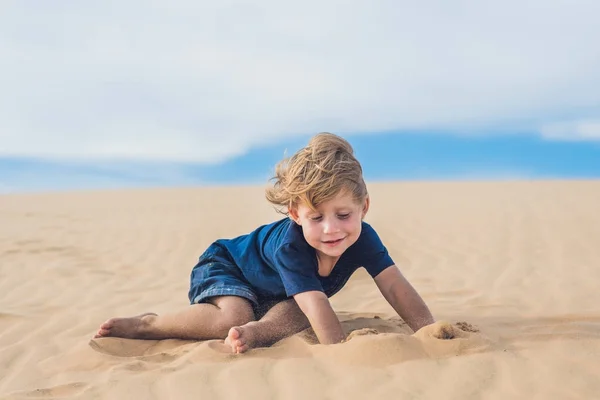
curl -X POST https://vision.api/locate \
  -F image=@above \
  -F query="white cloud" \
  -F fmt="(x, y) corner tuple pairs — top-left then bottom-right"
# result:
(1, 0), (599, 162)
(540, 120), (600, 141)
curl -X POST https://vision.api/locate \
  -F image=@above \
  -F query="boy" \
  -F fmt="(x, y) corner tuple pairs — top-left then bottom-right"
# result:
(95, 133), (435, 353)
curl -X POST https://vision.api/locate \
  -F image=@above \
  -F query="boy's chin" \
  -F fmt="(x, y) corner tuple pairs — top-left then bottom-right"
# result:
(316, 245), (347, 258)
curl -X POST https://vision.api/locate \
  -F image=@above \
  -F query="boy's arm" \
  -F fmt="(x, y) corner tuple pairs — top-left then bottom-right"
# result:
(293, 290), (345, 344)
(374, 265), (435, 332)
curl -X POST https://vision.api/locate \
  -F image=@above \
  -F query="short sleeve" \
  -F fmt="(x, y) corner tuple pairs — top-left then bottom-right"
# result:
(355, 223), (395, 278)
(273, 243), (324, 297)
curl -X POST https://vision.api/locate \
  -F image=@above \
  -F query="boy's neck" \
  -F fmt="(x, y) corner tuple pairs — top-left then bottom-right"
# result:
(316, 251), (340, 277)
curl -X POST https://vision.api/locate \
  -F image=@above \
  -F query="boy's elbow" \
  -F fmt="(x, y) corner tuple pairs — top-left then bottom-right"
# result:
(294, 290), (327, 305)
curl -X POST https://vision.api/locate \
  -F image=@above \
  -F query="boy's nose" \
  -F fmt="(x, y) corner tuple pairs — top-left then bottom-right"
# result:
(323, 219), (340, 233)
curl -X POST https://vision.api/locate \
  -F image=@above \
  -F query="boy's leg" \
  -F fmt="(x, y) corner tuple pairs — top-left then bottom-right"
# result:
(225, 298), (310, 353)
(95, 295), (255, 340)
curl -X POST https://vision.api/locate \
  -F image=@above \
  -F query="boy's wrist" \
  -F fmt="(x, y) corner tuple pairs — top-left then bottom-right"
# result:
(315, 324), (346, 344)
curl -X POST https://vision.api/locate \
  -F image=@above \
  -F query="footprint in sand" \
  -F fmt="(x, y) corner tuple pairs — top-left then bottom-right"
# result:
(6, 382), (89, 398)
(89, 337), (160, 357)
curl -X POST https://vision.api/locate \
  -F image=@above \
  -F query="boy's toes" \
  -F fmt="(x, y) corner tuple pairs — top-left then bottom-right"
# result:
(94, 328), (110, 338)
(226, 327), (249, 353)
(99, 319), (114, 330)
(94, 320), (116, 338)
(235, 343), (250, 354)
(228, 326), (241, 340)
(233, 337), (247, 351)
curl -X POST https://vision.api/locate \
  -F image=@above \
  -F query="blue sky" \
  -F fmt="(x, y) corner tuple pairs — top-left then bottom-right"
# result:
(2, 132), (598, 193)
(1, 2), (599, 193)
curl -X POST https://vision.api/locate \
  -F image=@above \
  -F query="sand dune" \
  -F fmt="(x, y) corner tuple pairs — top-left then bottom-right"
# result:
(1, 181), (599, 399)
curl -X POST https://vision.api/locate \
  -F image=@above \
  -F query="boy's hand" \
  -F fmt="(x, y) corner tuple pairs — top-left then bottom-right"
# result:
(293, 291), (346, 344)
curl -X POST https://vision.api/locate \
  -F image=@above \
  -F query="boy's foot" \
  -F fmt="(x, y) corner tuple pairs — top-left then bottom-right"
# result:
(225, 323), (260, 354)
(94, 313), (158, 339)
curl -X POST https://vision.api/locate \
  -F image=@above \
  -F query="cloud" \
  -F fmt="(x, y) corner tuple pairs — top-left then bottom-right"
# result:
(540, 120), (600, 141)
(1, 1), (599, 163)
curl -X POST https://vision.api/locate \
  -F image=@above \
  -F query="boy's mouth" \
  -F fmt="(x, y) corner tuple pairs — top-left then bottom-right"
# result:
(323, 237), (345, 246)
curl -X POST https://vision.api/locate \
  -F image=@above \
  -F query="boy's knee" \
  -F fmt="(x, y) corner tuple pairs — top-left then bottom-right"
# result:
(210, 296), (256, 335)
(217, 299), (256, 336)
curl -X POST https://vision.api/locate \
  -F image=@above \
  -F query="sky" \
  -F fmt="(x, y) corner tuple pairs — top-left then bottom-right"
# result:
(1, 1), (599, 193)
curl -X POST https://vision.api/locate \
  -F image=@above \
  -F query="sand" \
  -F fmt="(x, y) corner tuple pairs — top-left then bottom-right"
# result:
(1, 180), (599, 399)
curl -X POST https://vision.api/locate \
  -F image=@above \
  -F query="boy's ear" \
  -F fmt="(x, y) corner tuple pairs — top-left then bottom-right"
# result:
(361, 196), (370, 219)
(288, 206), (301, 225)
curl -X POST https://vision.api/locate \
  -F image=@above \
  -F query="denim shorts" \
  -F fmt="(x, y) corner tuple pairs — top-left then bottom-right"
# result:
(187, 243), (259, 309)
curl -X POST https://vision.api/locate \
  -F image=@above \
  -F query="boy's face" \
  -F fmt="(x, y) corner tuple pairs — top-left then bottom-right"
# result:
(289, 190), (369, 261)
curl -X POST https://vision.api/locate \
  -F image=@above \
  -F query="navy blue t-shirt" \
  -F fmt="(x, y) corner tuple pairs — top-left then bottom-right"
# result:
(213, 217), (395, 300)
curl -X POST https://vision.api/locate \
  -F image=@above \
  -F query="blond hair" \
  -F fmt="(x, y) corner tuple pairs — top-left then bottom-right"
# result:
(265, 132), (368, 214)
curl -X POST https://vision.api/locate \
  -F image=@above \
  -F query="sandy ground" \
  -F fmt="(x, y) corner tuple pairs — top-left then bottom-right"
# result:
(1, 180), (599, 399)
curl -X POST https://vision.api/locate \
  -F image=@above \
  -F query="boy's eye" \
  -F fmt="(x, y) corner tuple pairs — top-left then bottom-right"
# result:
(309, 213), (350, 221)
